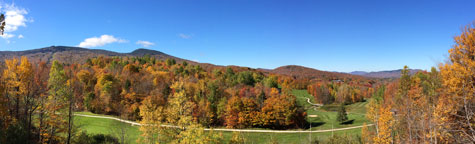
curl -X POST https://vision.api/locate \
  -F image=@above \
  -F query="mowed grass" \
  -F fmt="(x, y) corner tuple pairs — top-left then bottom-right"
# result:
(74, 89), (369, 143)
(291, 89), (370, 130)
(75, 113), (364, 144)
(74, 114), (141, 144)
(293, 89), (316, 107)
(219, 128), (362, 144)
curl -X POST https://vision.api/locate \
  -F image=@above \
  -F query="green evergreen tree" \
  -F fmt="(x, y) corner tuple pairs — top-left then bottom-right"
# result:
(166, 58), (176, 66)
(337, 104), (348, 123)
(237, 71), (255, 86)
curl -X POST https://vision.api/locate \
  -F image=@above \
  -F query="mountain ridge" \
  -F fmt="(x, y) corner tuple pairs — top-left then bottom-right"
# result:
(0, 46), (411, 80)
(349, 69), (422, 78)
(0, 46), (183, 64)
(269, 65), (366, 80)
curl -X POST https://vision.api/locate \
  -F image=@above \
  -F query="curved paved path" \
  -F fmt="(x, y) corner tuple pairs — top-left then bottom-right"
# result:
(74, 113), (373, 133)
(306, 98), (323, 107)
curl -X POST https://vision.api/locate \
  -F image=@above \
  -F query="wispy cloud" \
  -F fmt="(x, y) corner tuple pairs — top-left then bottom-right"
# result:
(1, 3), (31, 40)
(17, 34), (23, 39)
(0, 33), (14, 39)
(136, 40), (155, 47)
(0, 33), (14, 43)
(178, 33), (192, 39)
(78, 35), (127, 48)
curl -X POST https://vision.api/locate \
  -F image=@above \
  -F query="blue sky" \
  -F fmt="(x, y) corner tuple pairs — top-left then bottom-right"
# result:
(0, 0), (474, 72)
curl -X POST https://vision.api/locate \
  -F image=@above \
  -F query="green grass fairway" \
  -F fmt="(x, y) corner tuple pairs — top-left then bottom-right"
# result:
(293, 89), (317, 106)
(75, 113), (364, 144)
(219, 128), (362, 144)
(291, 89), (370, 130)
(75, 114), (141, 144)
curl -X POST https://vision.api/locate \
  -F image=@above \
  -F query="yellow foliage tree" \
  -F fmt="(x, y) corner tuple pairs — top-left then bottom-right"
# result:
(361, 122), (372, 144)
(438, 23), (475, 143)
(2, 57), (38, 142)
(366, 98), (380, 123)
(175, 123), (222, 144)
(229, 131), (246, 144)
(3, 58), (20, 121)
(138, 96), (165, 144)
(374, 105), (393, 144)
(164, 80), (222, 143)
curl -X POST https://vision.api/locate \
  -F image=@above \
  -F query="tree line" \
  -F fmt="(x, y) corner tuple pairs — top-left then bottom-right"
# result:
(307, 80), (373, 105)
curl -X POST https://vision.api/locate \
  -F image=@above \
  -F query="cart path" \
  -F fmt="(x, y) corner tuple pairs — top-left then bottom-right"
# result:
(306, 97), (323, 107)
(74, 113), (373, 133)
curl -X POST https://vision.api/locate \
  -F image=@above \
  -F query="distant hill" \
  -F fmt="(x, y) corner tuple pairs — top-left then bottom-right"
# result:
(0, 46), (186, 64)
(348, 71), (368, 75)
(0, 46), (374, 81)
(349, 69), (422, 78)
(270, 65), (365, 80)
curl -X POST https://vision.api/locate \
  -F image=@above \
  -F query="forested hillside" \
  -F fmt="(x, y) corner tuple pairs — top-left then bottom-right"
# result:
(0, 46), (184, 64)
(271, 65), (365, 80)
(0, 54), (312, 143)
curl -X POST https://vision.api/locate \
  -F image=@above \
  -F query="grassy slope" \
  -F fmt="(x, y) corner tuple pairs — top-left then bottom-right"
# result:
(75, 115), (362, 144)
(291, 89), (370, 130)
(74, 90), (369, 143)
(74, 114), (141, 144)
(219, 128), (362, 144)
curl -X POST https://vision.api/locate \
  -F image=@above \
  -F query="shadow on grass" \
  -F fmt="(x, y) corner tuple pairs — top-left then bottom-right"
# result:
(302, 122), (325, 129)
(340, 119), (355, 125)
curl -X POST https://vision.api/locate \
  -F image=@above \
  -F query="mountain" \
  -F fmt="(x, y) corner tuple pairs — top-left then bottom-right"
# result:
(0, 46), (368, 81)
(349, 71), (368, 75)
(350, 69), (422, 78)
(0, 46), (186, 64)
(270, 65), (365, 80)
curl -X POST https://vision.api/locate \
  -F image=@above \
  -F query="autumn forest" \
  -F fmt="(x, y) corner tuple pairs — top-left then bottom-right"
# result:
(0, 3), (475, 143)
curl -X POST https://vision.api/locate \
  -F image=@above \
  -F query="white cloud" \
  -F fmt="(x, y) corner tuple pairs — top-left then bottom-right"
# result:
(136, 40), (155, 47)
(0, 33), (14, 39)
(2, 3), (31, 33)
(17, 34), (23, 39)
(78, 35), (127, 48)
(0, 3), (31, 42)
(178, 33), (192, 39)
